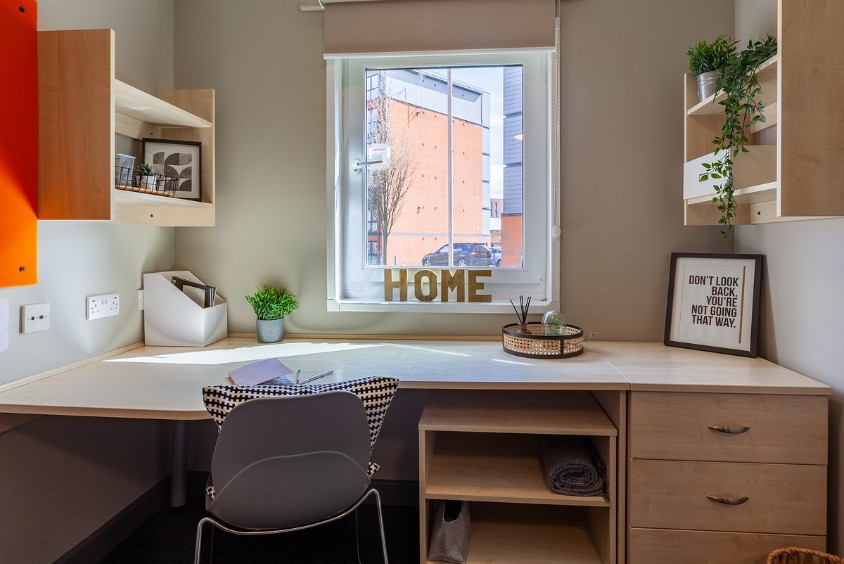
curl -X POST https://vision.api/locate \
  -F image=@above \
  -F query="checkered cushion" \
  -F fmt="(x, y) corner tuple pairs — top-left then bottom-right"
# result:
(202, 376), (399, 480)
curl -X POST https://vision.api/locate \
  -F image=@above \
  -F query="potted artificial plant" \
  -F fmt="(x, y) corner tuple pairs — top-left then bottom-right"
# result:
(138, 163), (157, 191)
(695, 34), (777, 236)
(245, 285), (299, 343)
(687, 34), (736, 102)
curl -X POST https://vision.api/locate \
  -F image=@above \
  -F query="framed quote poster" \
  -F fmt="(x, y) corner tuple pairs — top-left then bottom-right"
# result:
(664, 253), (763, 357)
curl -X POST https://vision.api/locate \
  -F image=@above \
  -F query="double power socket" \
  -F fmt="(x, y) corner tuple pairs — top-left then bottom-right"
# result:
(86, 293), (120, 320)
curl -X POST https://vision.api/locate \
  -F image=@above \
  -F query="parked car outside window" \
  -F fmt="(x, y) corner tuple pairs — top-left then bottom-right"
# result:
(421, 243), (493, 267)
(489, 247), (502, 267)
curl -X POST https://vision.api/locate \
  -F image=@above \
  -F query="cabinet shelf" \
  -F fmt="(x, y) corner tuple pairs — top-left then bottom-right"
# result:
(419, 390), (617, 436)
(114, 80), (211, 128)
(686, 56), (778, 117)
(114, 189), (210, 207)
(686, 182), (778, 207)
(425, 433), (609, 507)
(426, 504), (604, 564)
(38, 29), (215, 226)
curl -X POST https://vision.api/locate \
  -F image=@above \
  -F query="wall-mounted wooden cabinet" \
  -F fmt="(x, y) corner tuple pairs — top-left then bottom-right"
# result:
(683, 1), (844, 225)
(38, 29), (215, 226)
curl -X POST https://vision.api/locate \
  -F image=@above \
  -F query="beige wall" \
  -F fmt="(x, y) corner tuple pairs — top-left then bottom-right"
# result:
(556, 0), (733, 340)
(173, 0), (732, 339)
(735, 0), (844, 553)
(737, 221), (844, 554)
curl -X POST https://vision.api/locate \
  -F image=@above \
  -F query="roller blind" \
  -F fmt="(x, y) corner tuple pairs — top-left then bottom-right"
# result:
(323, 0), (556, 57)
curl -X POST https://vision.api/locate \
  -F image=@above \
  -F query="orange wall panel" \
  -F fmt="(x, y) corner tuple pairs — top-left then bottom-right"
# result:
(0, 0), (38, 286)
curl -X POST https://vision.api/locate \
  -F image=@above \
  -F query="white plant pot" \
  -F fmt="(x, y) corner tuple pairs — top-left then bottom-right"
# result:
(140, 174), (157, 191)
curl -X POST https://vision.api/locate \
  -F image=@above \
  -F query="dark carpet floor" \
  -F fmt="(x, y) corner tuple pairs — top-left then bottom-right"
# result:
(100, 494), (419, 563)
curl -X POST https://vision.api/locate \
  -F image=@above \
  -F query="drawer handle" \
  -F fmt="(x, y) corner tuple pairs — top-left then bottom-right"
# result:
(707, 495), (749, 506)
(707, 424), (750, 434)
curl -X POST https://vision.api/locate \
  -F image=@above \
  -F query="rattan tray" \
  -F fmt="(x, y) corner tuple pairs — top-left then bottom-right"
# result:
(502, 322), (584, 359)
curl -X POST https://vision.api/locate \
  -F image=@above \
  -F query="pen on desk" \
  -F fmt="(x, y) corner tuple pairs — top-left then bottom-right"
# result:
(294, 369), (301, 385)
(298, 369), (333, 385)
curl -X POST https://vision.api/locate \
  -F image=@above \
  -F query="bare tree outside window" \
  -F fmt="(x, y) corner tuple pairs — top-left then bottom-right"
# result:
(366, 71), (417, 266)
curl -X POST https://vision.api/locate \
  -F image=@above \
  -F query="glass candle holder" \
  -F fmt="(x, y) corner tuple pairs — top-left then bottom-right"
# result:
(542, 310), (566, 335)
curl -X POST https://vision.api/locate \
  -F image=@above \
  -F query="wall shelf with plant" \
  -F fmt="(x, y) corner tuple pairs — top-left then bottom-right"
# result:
(682, 1), (844, 230)
(684, 35), (777, 236)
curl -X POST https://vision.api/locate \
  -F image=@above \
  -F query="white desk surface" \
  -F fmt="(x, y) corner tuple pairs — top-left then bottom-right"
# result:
(0, 338), (830, 421)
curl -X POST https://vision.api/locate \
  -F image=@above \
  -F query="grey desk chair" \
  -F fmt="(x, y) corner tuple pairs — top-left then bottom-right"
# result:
(194, 391), (389, 563)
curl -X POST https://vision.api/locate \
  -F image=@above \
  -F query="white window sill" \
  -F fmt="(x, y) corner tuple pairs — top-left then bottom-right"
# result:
(327, 299), (556, 314)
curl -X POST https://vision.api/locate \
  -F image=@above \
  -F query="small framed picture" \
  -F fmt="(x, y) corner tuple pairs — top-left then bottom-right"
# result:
(142, 138), (202, 201)
(664, 253), (763, 357)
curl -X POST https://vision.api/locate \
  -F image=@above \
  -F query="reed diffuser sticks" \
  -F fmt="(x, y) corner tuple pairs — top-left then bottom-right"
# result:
(510, 295), (531, 332)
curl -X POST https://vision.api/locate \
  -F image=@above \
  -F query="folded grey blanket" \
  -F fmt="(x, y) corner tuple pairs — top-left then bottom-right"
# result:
(539, 436), (608, 500)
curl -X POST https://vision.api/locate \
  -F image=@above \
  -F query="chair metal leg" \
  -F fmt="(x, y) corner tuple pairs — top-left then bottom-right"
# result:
(371, 489), (389, 564)
(194, 488), (389, 563)
(194, 516), (211, 564)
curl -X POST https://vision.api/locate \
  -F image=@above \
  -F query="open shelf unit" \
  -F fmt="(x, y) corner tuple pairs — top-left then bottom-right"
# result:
(682, 0), (844, 225)
(38, 29), (215, 226)
(419, 390), (618, 563)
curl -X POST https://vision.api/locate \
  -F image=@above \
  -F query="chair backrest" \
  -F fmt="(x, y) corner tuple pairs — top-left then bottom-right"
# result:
(208, 391), (372, 530)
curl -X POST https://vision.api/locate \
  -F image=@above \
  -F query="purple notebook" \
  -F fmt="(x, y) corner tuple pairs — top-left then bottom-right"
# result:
(228, 358), (294, 386)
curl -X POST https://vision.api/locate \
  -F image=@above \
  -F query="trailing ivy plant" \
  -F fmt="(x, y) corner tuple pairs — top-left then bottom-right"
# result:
(699, 34), (777, 237)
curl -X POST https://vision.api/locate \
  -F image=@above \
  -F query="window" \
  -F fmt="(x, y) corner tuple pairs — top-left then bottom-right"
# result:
(327, 52), (557, 312)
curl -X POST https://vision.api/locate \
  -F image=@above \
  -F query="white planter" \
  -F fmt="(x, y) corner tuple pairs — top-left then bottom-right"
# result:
(256, 318), (284, 343)
(140, 174), (157, 191)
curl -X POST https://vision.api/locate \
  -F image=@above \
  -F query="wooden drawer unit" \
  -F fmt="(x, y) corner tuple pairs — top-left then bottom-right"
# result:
(629, 529), (827, 564)
(629, 459), (826, 535)
(630, 392), (827, 464)
(628, 390), (828, 563)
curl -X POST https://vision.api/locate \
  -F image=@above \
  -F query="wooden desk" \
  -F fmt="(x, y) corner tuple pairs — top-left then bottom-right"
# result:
(0, 338), (634, 419)
(0, 338), (831, 564)
(0, 338), (827, 417)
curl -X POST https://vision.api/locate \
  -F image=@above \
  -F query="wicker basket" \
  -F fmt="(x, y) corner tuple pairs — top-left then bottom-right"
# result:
(502, 322), (584, 359)
(767, 548), (843, 564)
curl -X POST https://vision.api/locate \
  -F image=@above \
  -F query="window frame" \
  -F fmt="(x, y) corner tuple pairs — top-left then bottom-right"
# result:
(326, 51), (558, 313)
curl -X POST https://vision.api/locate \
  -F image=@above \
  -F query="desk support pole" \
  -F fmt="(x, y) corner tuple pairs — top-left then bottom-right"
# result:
(171, 420), (189, 507)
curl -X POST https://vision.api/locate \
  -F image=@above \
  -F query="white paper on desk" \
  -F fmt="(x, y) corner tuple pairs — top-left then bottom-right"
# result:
(229, 358), (293, 386)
